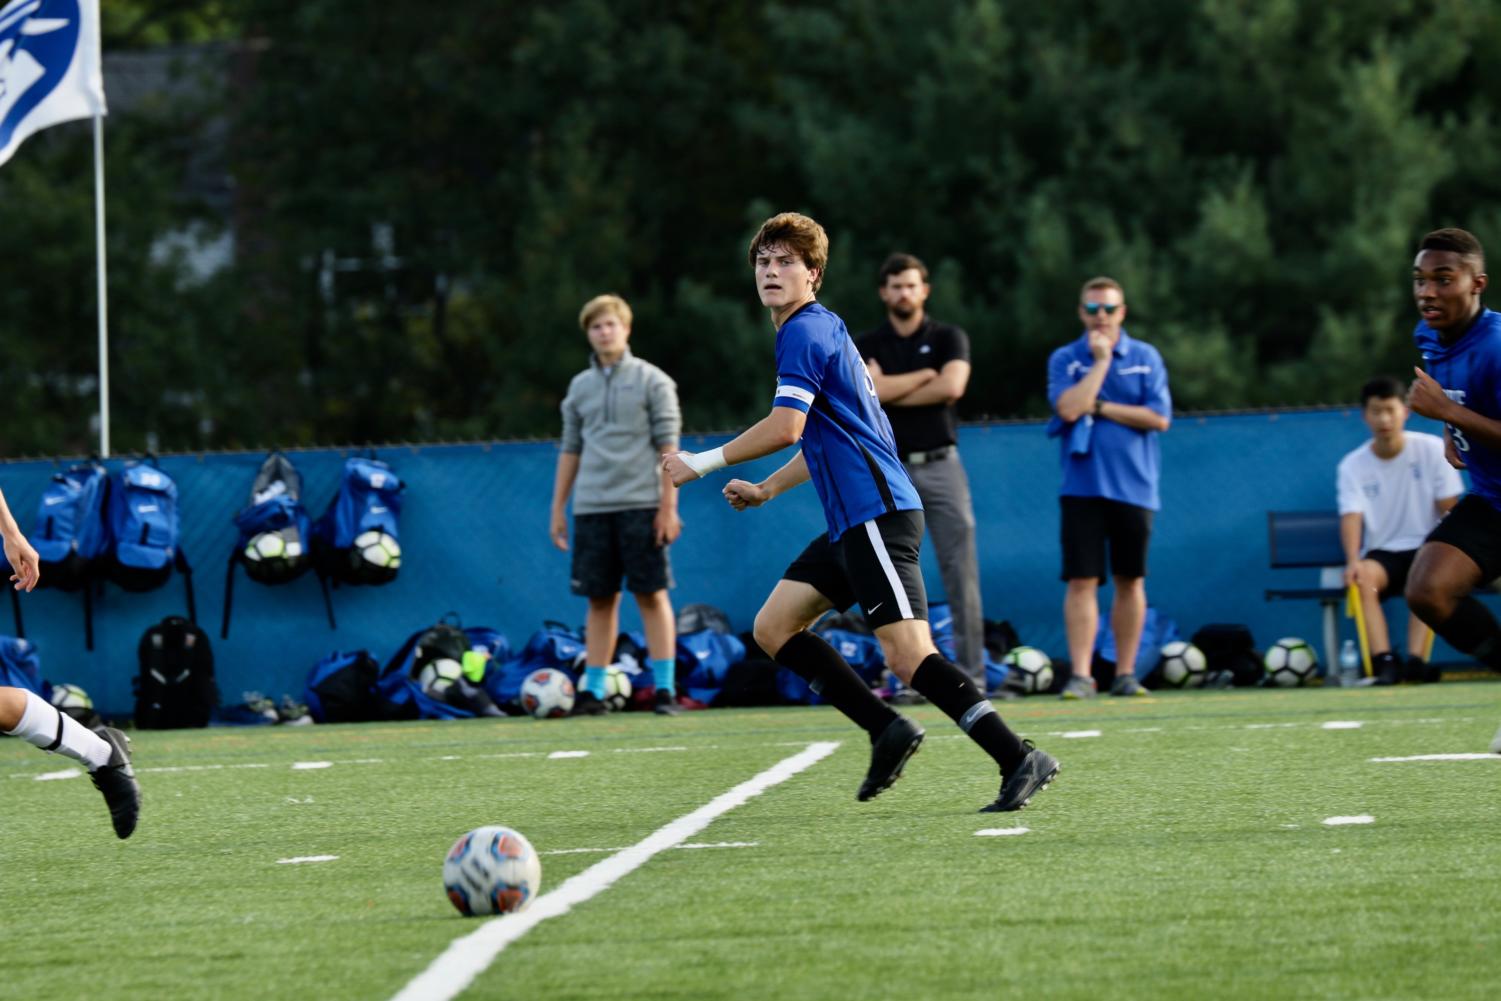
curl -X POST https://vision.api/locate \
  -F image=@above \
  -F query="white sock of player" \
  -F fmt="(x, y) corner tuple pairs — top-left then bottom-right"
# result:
(3, 690), (111, 770)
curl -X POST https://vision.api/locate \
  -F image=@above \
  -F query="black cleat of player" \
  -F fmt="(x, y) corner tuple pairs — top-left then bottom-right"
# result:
(856, 715), (924, 802)
(981, 741), (1059, 813)
(89, 726), (141, 840)
(571, 690), (608, 716)
(653, 689), (682, 716)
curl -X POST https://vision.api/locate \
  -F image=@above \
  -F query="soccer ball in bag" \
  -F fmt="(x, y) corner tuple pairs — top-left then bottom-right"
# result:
(245, 531), (301, 562)
(443, 825), (543, 917)
(355, 530), (401, 570)
(602, 666), (632, 711)
(520, 669), (576, 719)
(1264, 637), (1319, 687)
(1003, 646), (1054, 694)
(1158, 641), (1208, 688)
(419, 657), (464, 695)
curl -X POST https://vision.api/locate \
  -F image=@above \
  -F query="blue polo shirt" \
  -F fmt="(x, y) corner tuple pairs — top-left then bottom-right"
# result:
(1414, 307), (1501, 510)
(773, 302), (922, 541)
(1046, 330), (1172, 510)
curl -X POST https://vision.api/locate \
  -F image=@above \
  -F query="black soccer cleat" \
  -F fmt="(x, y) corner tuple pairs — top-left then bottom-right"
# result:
(981, 741), (1059, 814)
(653, 689), (682, 716)
(857, 715), (924, 802)
(89, 726), (141, 840)
(571, 690), (609, 717)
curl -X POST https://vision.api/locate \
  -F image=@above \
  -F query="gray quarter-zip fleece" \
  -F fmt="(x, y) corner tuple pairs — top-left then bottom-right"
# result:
(560, 350), (681, 514)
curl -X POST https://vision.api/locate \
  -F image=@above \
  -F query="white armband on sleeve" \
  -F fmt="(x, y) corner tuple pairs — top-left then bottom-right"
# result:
(678, 447), (728, 477)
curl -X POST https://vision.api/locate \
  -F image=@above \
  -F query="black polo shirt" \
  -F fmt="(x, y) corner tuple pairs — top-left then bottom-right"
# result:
(855, 317), (971, 455)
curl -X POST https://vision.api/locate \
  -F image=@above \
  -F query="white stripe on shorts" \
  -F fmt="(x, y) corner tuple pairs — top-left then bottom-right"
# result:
(864, 519), (914, 620)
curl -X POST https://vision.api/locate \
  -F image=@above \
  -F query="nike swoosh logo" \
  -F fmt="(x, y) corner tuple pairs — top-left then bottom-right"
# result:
(868, 602), (884, 615)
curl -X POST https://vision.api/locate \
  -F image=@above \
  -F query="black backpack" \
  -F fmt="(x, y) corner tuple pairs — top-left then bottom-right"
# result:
(134, 615), (218, 728)
(1190, 623), (1264, 687)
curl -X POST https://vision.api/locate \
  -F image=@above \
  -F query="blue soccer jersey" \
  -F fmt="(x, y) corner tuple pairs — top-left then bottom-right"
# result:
(1414, 307), (1501, 510)
(772, 303), (922, 540)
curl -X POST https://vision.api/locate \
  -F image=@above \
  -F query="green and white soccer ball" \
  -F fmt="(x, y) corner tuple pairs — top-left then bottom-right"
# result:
(602, 665), (632, 711)
(49, 683), (92, 712)
(1264, 637), (1319, 687)
(245, 531), (302, 562)
(419, 657), (464, 694)
(1003, 646), (1054, 694)
(1158, 641), (1208, 688)
(355, 530), (401, 570)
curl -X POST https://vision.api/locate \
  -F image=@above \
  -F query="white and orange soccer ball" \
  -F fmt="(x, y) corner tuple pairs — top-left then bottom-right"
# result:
(443, 825), (543, 917)
(520, 669), (575, 719)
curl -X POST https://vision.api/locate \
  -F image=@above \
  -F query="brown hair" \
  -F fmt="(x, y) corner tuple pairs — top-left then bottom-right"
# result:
(747, 212), (829, 292)
(578, 294), (632, 331)
(1079, 276), (1124, 301)
(878, 252), (928, 286)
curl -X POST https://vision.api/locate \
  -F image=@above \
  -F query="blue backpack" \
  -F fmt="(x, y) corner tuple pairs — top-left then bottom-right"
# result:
(303, 650), (385, 724)
(0, 636), (46, 698)
(485, 621), (585, 709)
(104, 458), (193, 598)
(312, 456), (403, 589)
(675, 630), (746, 705)
(30, 461), (109, 592)
(221, 453), (314, 639)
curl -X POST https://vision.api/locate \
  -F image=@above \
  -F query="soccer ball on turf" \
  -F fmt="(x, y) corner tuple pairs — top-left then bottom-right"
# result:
(354, 530), (401, 570)
(1158, 641), (1208, 689)
(443, 825), (543, 917)
(601, 665), (632, 711)
(1264, 637), (1319, 687)
(520, 669), (575, 719)
(1003, 646), (1054, 694)
(418, 657), (464, 695)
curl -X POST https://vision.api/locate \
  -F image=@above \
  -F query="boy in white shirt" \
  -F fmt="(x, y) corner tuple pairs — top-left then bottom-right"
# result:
(1338, 376), (1464, 684)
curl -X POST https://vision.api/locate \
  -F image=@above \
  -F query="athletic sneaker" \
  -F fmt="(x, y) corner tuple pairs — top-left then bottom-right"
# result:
(856, 715), (924, 802)
(89, 727), (140, 840)
(571, 691), (608, 716)
(653, 689), (682, 716)
(1060, 676), (1096, 700)
(1110, 675), (1149, 697)
(980, 741), (1060, 813)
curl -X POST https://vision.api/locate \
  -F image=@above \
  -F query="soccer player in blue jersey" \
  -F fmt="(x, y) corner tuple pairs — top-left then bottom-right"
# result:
(663, 212), (1059, 810)
(1404, 229), (1501, 724)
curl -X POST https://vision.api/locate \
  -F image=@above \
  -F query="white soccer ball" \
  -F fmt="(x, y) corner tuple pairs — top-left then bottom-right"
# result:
(1158, 641), (1208, 689)
(245, 531), (284, 562)
(1003, 646), (1054, 695)
(1264, 637), (1319, 687)
(355, 530), (401, 569)
(418, 657), (464, 694)
(49, 683), (92, 712)
(520, 669), (576, 719)
(602, 665), (632, 711)
(443, 825), (543, 917)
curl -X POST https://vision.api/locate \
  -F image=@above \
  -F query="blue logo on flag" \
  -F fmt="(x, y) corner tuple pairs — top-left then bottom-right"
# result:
(0, 0), (81, 151)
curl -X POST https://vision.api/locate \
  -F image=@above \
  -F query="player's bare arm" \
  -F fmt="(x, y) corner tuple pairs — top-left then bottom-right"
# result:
(548, 451), (581, 551)
(0, 488), (39, 591)
(723, 451), (811, 511)
(1053, 331), (1113, 421)
(664, 407), (806, 487)
(654, 449), (683, 545)
(883, 360), (971, 408)
(867, 358), (938, 403)
(1411, 366), (1501, 452)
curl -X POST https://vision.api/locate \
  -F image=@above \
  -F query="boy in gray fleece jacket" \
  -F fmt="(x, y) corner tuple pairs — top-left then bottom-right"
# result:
(550, 294), (683, 715)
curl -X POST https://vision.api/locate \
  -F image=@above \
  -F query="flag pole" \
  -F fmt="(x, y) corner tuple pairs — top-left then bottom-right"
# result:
(92, 113), (108, 458)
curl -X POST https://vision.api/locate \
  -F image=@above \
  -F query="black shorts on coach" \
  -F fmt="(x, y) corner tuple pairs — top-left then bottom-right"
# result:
(1060, 496), (1153, 582)
(570, 508), (673, 598)
(1424, 493), (1501, 585)
(783, 509), (928, 629)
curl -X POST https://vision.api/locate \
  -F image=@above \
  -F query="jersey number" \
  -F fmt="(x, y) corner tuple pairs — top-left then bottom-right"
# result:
(1449, 424), (1471, 453)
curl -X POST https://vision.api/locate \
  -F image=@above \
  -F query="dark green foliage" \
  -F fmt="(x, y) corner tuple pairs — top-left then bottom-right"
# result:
(5, 0), (1501, 453)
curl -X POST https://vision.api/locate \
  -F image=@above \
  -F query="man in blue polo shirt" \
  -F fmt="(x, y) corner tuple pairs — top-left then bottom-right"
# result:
(1047, 276), (1172, 699)
(664, 211), (1060, 812)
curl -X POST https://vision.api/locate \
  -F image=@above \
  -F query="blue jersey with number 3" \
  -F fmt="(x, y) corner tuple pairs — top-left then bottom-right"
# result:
(772, 303), (921, 541)
(1414, 307), (1501, 510)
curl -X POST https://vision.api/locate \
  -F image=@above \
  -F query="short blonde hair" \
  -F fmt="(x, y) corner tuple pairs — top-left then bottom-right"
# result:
(1079, 276), (1124, 301)
(578, 294), (633, 331)
(747, 212), (830, 292)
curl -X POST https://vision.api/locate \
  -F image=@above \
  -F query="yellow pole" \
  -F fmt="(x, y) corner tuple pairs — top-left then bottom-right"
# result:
(1346, 584), (1374, 677)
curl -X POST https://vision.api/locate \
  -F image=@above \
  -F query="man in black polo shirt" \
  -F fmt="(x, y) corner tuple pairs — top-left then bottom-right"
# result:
(857, 253), (986, 689)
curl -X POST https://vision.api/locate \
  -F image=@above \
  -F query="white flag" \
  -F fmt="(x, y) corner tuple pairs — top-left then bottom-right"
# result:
(0, 0), (104, 169)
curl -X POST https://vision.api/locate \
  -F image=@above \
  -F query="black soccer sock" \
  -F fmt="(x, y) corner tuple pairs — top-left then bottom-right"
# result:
(775, 631), (898, 737)
(1434, 596), (1501, 671)
(1371, 650), (1400, 677)
(909, 654), (1028, 774)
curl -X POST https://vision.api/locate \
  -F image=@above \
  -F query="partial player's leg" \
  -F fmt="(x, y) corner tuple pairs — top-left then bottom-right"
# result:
(910, 459), (986, 689)
(570, 512), (625, 715)
(1353, 557), (1396, 681)
(1060, 497), (1105, 699)
(1406, 496), (1501, 673)
(575, 593), (622, 715)
(635, 589), (680, 715)
(620, 507), (681, 715)
(1, 685), (140, 839)
(1104, 500), (1153, 696)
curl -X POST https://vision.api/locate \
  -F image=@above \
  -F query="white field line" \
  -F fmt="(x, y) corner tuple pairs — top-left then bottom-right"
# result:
(390, 741), (840, 1001)
(277, 855), (338, 864)
(542, 841), (758, 857)
(1321, 721), (1363, 730)
(1323, 815), (1375, 826)
(1369, 753), (1501, 762)
(975, 827), (1030, 837)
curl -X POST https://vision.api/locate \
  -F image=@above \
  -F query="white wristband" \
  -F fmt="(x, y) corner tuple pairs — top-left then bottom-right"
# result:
(679, 446), (727, 477)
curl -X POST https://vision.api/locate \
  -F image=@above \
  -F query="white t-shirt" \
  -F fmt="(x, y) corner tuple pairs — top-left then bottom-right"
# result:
(1336, 432), (1464, 555)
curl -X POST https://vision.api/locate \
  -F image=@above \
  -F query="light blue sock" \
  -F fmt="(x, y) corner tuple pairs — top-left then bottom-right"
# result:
(583, 666), (608, 699)
(651, 658), (676, 695)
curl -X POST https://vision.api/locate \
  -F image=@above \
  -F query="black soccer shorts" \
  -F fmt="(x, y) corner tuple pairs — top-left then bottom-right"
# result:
(570, 508), (673, 598)
(782, 510), (928, 629)
(1060, 496), (1153, 582)
(1424, 494), (1501, 585)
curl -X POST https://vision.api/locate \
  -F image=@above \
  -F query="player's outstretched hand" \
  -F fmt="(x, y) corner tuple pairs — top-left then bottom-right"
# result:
(723, 479), (769, 511)
(662, 452), (699, 487)
(4, 533), (39, 591)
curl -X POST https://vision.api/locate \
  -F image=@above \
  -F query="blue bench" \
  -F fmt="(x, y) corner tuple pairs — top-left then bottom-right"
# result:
(1264, 510), (1346, 675)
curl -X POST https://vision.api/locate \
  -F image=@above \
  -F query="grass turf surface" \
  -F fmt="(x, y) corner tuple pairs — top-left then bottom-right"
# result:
(3, 684), (1499, 1000)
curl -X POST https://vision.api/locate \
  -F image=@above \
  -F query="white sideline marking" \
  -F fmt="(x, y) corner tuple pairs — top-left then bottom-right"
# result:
(547, 751), (589, 759)
(1321, 721), (1363, 730)
(542, 841), (759, 857)
(975, 827), (1030, 837)
(1369, 753), (1501, 762)
(277, 855), (338, 864)
(1058, 730), (1101, 739)
(613, 746), (689, 754)
(1322, 815), (1374, 826)
(391, 741), (840, 1001)
(292, 761), (333, 770)
(35, 768), (82, 781)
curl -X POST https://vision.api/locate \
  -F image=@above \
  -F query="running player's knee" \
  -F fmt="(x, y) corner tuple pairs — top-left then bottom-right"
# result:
(753, 610), (792, 659)
(1405, 575), (1447, 623)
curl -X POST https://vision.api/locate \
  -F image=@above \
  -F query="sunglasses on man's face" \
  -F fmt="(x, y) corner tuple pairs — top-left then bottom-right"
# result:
(1082, 302), (1121, 316)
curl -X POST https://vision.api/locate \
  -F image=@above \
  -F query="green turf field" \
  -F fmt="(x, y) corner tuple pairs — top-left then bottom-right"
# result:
(4, 684), (1500, 1000)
